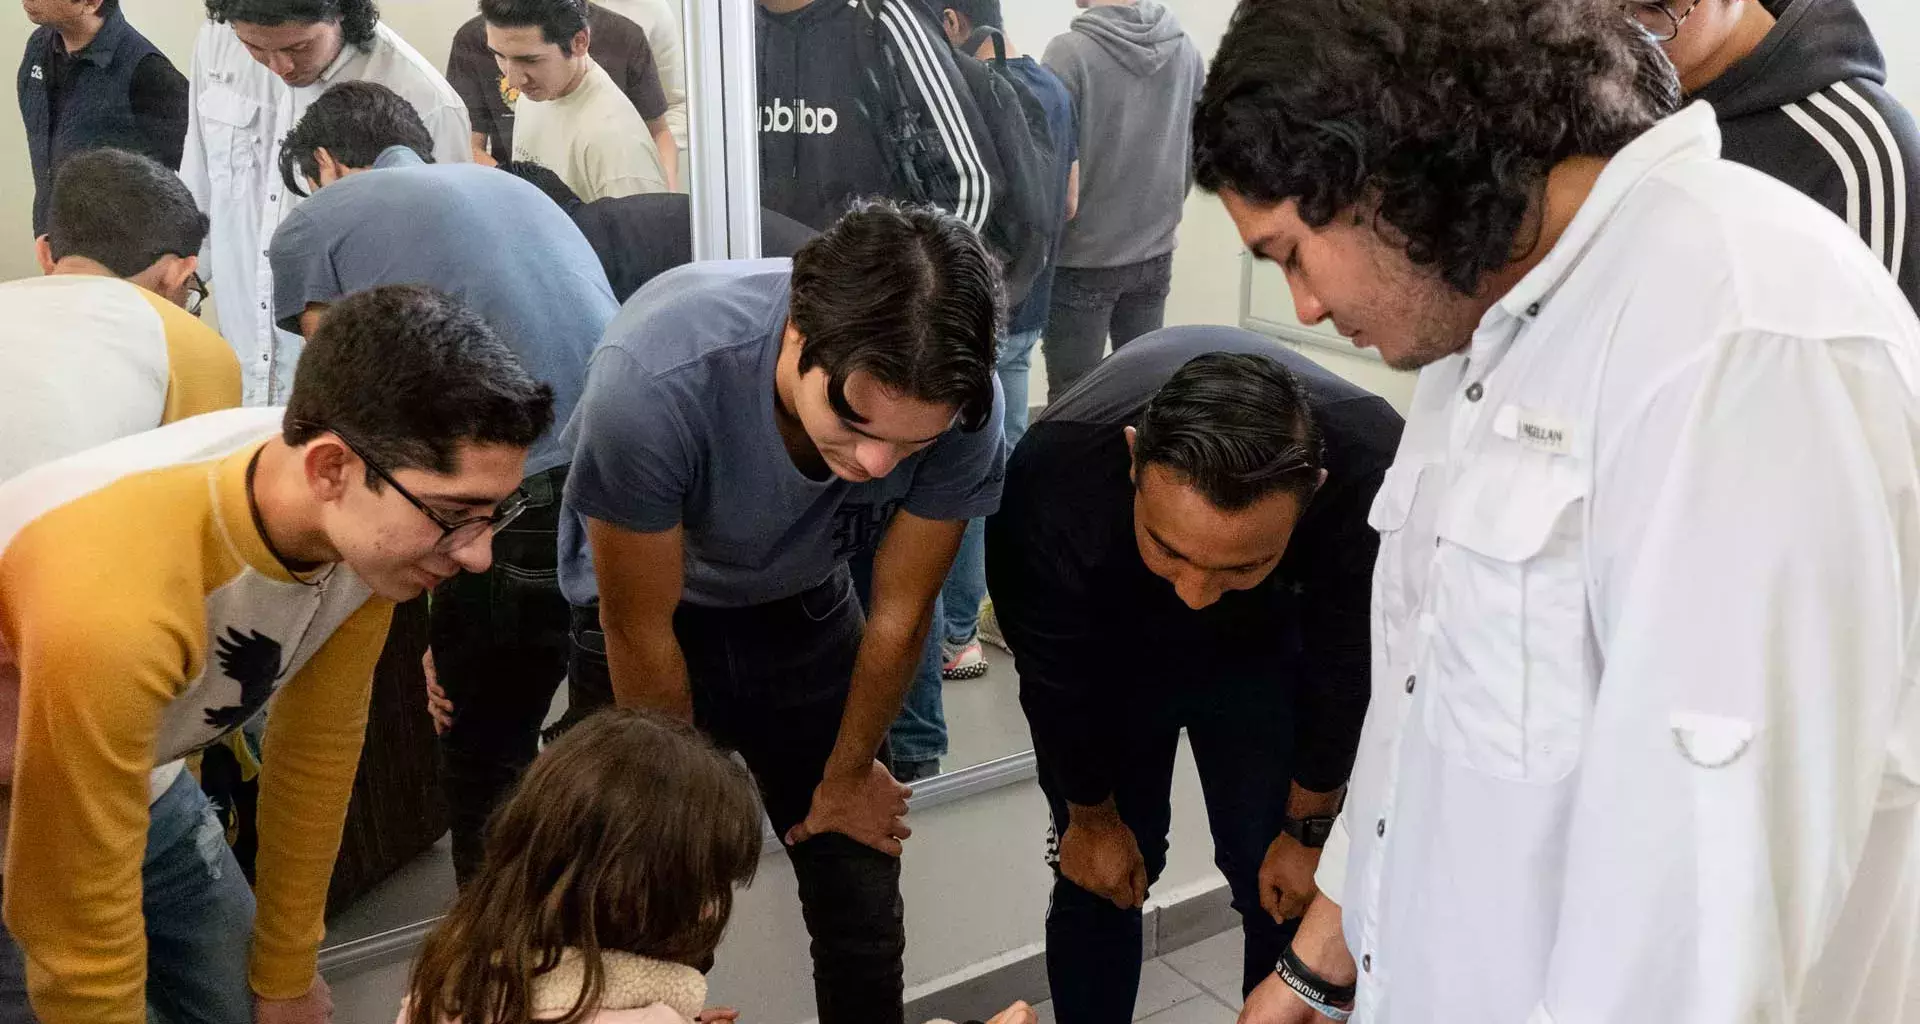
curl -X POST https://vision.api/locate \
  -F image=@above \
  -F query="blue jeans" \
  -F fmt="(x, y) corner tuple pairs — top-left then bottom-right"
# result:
(0, 770), (257, 1024)
(1043, 255), (1173, 399)
(939, 327), (1040, 644)
(883, 328), (1041, 771)
(852, 553), (947, 775)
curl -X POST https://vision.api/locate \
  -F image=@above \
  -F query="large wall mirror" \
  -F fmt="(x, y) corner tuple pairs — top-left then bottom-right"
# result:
(0, 0), (1051, 973)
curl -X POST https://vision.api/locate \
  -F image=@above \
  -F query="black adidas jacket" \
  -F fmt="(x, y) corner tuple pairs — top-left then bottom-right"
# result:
(757, 0), (999, 236)
(1696, 0), (1920, 312)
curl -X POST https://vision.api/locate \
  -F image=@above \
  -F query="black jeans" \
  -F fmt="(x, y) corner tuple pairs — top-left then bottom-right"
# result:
(568, 569), (907, 1024)
(431, 465), (573, 883)
(1042, 253), (1174, 399)
(1037, 672), (1299, 1024)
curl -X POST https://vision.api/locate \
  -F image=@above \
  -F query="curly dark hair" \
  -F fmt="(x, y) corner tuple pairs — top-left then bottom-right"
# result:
(1194, 0), (1679, 295)
(206, 0), (379, 48)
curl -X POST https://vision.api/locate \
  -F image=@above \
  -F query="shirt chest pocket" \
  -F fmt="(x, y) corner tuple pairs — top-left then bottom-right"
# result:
(196, 84), (262, 193)
(1422, 454), (1593, 783)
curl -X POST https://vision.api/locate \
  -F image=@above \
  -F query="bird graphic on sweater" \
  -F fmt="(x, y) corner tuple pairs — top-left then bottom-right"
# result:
(204, 628), (284, 729)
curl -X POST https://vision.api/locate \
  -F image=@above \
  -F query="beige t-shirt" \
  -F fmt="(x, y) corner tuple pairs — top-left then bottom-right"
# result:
(512, 57), (668, 201)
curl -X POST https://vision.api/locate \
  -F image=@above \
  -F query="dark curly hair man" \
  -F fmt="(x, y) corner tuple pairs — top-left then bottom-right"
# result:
(1194, 0), (1677, 370)
(1196, 2), (1920, 1024)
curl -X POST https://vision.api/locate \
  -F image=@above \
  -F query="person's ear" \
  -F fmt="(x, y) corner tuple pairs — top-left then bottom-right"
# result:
(155, 253), (198, 297)
(941, 9), (965, 45)
(571, 28), (589, 57)
(1124, 425), (1139, 485)
(303, 436), (355, 504)
(313, 147), (345, 188)
(33, 235), (56, 276)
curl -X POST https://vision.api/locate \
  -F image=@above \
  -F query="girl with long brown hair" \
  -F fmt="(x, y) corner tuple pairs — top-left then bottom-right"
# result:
(400, 708), (761, 1024)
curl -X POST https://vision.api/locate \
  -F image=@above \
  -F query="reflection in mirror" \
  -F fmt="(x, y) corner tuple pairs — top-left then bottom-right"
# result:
(753, 0), (1072, 787)
(0, 0), (1079, 981)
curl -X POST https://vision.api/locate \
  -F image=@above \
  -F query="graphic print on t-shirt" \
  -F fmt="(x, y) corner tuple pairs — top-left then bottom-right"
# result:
(203, 626), (284, 728)
(830, 498), (902, 559)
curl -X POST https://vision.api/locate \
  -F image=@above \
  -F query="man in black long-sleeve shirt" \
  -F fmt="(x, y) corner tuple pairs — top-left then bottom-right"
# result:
(986, 325), (1402, 1024)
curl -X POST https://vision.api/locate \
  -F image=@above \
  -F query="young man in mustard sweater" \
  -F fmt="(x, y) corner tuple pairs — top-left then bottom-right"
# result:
(0, 285), (553, 1024)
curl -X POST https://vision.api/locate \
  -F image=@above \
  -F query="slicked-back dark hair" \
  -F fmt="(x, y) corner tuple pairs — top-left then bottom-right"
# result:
(47, 148), (208, 278)
(790, 199), (1002, 432)
(945, 0), (1002, 31)
(1194, 0), (1678, 296)
(207, 0), (378, 47)
(284, 286), (555, 488)
(1133, 353), (1324, 511)
(480, 0), (589, 55)
(280, 80), (434, 197)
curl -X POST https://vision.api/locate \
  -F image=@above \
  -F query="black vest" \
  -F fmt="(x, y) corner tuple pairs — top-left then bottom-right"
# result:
(16, 9), (165, 235)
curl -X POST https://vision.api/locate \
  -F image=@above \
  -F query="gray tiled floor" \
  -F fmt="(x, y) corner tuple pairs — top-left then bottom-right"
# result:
(330, 926), (1249, 1024)
(1030, 927), (1244, 1024)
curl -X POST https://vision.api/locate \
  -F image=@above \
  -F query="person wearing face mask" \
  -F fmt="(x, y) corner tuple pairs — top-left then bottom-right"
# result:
(1631, 0), (1919, 312)
(479, 0), (673, 200)
(181, 0), (470, 409)
(984, 327), (1399, 1024)
(560, 201), (1006, 1024)
(266, 80), (618, 884)
(0, 148), (238, 486)
(0, 285), (553, 1024)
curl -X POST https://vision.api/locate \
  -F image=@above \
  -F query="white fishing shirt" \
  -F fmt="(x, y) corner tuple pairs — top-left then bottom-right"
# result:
(1318, 103), (1920, 1024)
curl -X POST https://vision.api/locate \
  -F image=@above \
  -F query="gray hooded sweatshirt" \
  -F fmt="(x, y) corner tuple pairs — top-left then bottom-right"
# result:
(1042, 1), (1206, 269)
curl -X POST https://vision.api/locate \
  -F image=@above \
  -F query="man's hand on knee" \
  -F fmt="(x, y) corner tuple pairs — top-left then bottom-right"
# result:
(1058, 800), (1149, 910)
(255, 976), (332, 1024)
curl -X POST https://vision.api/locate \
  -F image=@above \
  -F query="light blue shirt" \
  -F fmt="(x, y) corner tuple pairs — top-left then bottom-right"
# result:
(267, 146), (615, 474)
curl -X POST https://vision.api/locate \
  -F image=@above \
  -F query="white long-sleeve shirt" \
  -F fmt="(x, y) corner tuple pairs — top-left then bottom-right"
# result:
(1318, 103), (1920, 1024)
(179, 20), (470, 406)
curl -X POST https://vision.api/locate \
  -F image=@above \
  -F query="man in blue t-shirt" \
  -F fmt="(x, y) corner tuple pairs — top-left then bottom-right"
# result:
(560, 201), (1006, 1024)
(265, 80), (619, 884)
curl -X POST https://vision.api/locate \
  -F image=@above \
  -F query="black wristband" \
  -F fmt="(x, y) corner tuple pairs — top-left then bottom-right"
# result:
(1277, 944), (1356, 1007)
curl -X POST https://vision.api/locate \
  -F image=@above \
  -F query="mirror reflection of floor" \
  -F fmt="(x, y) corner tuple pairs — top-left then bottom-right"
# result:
(324, 644), (1037, 949)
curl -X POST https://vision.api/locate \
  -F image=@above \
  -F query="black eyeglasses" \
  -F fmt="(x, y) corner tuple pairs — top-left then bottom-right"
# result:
(184, 272), (208, 317)
(1624, 0), (1702, 42)
(316, 426), (530, 554)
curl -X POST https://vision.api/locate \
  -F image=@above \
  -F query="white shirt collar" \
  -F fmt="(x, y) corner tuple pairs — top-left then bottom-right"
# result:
(1485, 103), (1723, 329)
(315, 34), (368, 86)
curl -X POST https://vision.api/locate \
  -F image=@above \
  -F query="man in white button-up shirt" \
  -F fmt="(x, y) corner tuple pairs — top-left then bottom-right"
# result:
(1193, 1), (1920, 1022)
(183, 0), (470, 406)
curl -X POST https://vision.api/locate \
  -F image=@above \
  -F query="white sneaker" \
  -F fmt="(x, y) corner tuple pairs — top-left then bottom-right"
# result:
(941, 637), (988, 681)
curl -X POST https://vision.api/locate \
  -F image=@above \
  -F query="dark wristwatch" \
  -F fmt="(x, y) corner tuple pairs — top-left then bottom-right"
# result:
(1282, 814), (1337, 849)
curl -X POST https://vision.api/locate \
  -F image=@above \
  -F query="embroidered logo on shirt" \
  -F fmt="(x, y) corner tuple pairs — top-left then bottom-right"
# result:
(204, 627), (285, 728)
(29, 65), (43, 81)
(1494, 405), (1574, 456)
(496, 74), (521, 106)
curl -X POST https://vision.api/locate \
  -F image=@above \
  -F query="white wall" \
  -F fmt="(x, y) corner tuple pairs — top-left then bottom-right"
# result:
(1859, 0), (1919, 108)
